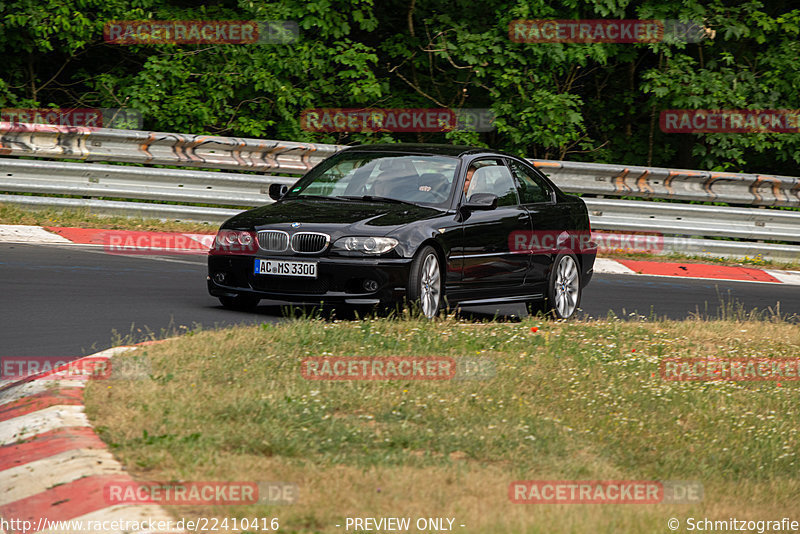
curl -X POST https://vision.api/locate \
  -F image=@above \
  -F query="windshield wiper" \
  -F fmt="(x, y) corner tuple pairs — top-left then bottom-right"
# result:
(341, 195), (417, 206)
(294, 194), (352, 201)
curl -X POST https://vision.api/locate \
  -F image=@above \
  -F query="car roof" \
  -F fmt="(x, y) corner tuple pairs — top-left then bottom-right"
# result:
(341, 143), (504, 158)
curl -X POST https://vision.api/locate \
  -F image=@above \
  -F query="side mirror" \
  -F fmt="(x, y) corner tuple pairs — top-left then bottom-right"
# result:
(461, 193), (497, 211)
(268, 183), (288, 201)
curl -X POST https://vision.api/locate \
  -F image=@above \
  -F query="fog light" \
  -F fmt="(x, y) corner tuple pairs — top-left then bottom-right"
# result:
(362, 279), (379, 292)
(213, 272), (227, 284)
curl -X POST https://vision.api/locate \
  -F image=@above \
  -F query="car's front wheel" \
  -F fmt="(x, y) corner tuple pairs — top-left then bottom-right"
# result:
(545, 251), (581, 319)
(407, 245), (443, 319)
(219, 294), (260, 311)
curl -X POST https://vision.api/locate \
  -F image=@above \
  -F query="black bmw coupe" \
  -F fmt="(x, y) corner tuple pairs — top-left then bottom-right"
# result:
(208, 144), (596, 318)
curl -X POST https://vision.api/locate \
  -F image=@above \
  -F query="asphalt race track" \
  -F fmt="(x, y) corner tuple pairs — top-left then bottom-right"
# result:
(1, 243), (799, 358)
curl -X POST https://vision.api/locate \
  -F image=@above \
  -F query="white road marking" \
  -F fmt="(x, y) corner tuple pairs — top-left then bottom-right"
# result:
(593, 258), (637, 275)
(0, 225), (71, 244)
(765, 270), (800, 286)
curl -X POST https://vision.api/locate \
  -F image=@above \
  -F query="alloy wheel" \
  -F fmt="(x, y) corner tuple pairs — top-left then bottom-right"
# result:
(554, 255), (580, 318)
(419, 253), (441, 318)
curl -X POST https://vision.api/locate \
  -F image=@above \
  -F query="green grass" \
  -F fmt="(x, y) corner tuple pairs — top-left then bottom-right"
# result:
(0, 202), (218, 233)
(85, 314), (800, 533)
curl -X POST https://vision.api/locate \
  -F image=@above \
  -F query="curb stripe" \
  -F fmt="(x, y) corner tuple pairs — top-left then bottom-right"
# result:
(593, 258), (636, 275)
(0, 225), (72, 244)
(0, 405), (88, 446)
(0, 427), (105, 472)
(0, 347), (134, 397)
(44, 227), (213, 254)
(616, 259), (782, 283)
(765, 269), (800, 285)
(0, 474), (133, 527)
(0, 346), (184, 534)
(592, 258), (800, 285)
(0, 380), (86, 406)
(0, 389), (84, 423)
(0, 449), (124, 506)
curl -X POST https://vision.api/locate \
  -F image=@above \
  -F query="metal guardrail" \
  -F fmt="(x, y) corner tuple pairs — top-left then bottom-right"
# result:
(1, 124), (798, 260)
(583, 199), (800, 242)
(531, 160), (800, 207)
(2, 158), (798, 244)
(2, 123), (798, 206)
(0, 158), (289, 206)
(0, 123), (339, 173)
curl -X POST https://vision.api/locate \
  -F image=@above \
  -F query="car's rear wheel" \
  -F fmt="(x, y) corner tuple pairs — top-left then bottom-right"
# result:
(545, 251), (581, 319)
(407, 246), (443, 319)
(219, 294), (260, 311)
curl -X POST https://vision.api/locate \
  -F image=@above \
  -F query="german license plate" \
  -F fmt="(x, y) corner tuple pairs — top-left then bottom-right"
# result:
(254, 259), (317, 278)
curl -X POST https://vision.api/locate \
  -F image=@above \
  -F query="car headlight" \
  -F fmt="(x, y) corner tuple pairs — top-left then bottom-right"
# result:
(210, 230), (258, 255)
(332, 236), (398, 255)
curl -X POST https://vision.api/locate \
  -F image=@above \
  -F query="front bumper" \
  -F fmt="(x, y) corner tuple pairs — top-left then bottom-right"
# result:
(208, 255), (413, 305)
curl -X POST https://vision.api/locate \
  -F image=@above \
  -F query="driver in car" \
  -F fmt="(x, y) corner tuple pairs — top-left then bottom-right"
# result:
(463, 166), (476, 195)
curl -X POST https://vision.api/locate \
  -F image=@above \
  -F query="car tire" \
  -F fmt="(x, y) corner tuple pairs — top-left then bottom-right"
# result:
(407, 245), (443, 319)
(219, 295), (260, 311)
(544, 251), (581, 319)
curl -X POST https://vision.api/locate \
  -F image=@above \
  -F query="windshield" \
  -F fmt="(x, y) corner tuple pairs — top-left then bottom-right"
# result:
(286, 152), (459, 207)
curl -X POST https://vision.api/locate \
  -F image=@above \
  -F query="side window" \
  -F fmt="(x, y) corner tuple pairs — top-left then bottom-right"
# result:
(508, 160), (552, 204)
(464, 159), (519, 207)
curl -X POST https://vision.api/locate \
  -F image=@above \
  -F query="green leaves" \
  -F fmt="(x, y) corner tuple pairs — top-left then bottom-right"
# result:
(0, 0), (798, 173)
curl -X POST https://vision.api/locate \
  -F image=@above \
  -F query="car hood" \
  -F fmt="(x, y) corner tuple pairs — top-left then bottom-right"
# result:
(224, 198), (445, 234)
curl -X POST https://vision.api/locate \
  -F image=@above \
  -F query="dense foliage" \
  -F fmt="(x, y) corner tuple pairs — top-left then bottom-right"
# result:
(2, 0), (799, 173)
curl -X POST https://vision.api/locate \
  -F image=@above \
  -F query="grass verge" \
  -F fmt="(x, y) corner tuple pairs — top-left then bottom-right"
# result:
(0, 203), (218, 233)
(85, 315), (800, 533)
